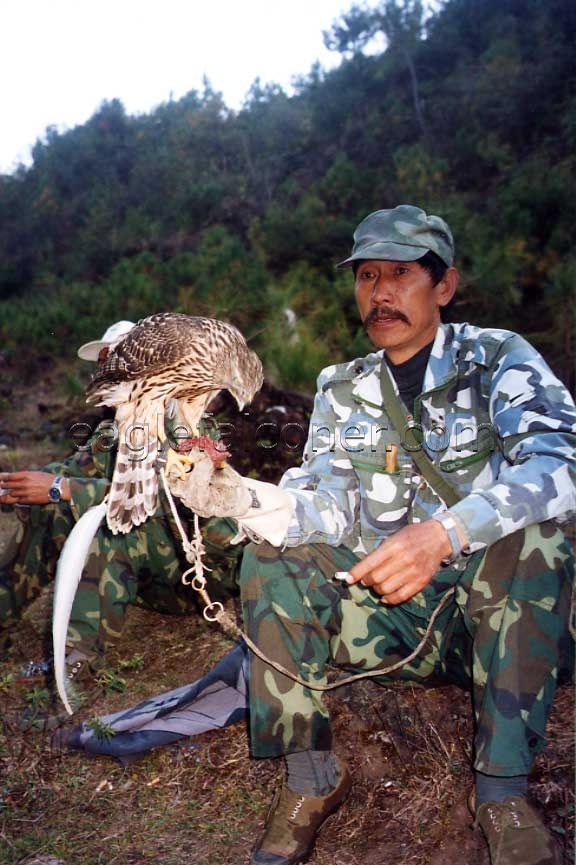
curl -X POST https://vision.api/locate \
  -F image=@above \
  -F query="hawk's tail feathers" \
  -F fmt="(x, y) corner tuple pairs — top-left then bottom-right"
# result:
(106, 439), (159, 535)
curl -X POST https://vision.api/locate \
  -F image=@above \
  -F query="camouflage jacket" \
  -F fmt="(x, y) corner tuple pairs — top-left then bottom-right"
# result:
(280, 323), (576, 556)
(43, 431), (115, 520)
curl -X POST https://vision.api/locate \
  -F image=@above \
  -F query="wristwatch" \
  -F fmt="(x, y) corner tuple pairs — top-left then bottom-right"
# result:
(48, 475), (66, 503)
(431, 511), (463, 565)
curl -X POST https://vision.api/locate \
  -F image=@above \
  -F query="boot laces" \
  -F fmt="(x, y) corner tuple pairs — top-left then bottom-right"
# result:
(289, 796), (305, 822)
(487, 801), (523, 833)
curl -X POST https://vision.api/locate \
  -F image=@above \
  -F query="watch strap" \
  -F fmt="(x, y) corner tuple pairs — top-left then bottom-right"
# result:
(431, 511), (463, 563)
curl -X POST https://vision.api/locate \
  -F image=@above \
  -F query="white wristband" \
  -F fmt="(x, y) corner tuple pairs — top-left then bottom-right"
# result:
(431, 511), (462, 564)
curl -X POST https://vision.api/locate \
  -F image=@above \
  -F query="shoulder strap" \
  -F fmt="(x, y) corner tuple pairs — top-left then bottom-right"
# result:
(379, 361), (463, 507)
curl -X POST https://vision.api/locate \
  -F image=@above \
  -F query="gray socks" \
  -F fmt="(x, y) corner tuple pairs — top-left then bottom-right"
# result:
(286, 754), (528, 804)
(286, 750), (341, 797)
(475, 771), (528, 806)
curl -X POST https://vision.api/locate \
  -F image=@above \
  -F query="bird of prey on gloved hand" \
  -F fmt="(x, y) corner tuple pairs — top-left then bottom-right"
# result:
(85, 312), (263, 535)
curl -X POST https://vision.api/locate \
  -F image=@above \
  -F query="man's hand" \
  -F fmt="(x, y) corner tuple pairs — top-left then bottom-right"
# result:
(0, 471), (70, 505)
(346, 521), (453, 604)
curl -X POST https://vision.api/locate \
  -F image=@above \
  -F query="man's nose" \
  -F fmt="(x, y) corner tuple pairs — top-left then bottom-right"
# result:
(371, 275), (396, 304)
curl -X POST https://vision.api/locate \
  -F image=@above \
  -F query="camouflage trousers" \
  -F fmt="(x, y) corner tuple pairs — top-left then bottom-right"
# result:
(0, 504), (242, 663)
(0, 504), (73, 633)
(240, 521), (574, 776)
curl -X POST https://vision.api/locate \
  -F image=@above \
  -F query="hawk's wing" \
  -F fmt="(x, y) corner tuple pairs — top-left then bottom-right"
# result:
(85, 313), (263, 534)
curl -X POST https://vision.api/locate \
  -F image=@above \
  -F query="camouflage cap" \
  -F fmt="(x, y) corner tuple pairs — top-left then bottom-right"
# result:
(336, 204), (454, 268)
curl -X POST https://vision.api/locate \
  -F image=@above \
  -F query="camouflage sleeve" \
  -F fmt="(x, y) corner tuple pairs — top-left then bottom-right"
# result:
(451, 334), (576, 549)
(43, 433), (113, 518)
(279, 367), (360, 546)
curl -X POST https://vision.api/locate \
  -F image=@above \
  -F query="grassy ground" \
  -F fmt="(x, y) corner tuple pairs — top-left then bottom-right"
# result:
(0, 364), (574, 865)
(1, 605), (573, 865)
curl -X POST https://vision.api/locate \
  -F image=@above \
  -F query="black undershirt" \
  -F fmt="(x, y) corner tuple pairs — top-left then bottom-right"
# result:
(385, 341), (434, 416)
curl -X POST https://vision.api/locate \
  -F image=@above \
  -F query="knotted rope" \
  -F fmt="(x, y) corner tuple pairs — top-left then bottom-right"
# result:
(159, 466), (456, 692)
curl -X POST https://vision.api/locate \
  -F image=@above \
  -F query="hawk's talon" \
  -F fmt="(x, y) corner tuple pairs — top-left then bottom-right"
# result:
(165, 447), (195, 481)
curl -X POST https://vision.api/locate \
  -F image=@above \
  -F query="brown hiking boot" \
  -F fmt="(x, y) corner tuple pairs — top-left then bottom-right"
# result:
(475, 796), (561, 865)
(250, 765), (352, 865)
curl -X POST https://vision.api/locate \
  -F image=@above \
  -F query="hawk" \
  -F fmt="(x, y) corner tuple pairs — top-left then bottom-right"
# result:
(86, 312), (263, 534)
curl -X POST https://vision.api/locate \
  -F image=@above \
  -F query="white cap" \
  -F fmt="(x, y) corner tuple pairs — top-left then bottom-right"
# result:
(77, 320), (136, 361)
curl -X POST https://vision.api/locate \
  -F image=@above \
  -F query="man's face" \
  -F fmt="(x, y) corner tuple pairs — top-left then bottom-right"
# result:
(354, 259), (457, 363)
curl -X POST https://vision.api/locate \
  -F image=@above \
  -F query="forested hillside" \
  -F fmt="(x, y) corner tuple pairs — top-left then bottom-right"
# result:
(0, 0), (574, 392)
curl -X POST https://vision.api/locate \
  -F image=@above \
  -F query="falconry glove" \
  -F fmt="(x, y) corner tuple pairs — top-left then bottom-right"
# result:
(165, 447), (294, 546)
(166, 447), (253, 518)
(230, 477), (294, 547)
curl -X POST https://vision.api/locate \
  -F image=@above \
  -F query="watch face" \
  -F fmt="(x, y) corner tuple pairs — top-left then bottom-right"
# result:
(49, 479), (63, 502)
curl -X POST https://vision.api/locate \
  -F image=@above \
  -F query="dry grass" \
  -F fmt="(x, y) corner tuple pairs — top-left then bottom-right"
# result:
(1, 610), (275, 865)
(1, 598), (573, 865)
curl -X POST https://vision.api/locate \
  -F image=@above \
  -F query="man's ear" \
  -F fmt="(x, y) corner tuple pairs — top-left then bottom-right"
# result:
(437, 267), (459, 308)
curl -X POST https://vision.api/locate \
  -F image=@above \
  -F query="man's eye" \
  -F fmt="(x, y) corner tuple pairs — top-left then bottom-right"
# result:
(394, 265), (409, 276)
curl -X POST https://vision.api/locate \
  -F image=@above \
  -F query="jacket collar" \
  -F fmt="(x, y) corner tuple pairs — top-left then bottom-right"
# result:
(350, 324), (486, 407)
(422, 325), (457, 392)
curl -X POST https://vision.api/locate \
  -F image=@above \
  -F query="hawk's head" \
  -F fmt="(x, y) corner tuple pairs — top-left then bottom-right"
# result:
(227, 346), (264, 410)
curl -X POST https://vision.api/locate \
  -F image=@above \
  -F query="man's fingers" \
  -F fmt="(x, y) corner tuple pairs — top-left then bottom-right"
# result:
(376, 571), (407, 595)
(0, 492), (18, 505)
(349, 546), (394, 582)
(379, 586), (412, 605)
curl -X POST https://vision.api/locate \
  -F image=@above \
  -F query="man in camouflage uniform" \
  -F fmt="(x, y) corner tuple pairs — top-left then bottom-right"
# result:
(239, 205), (575, 865)
(0, 323), (242, 679)
(0, 438), (241, 662)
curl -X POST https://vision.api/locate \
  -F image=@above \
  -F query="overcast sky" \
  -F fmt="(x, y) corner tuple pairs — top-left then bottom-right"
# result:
(0, 0), (384, 174)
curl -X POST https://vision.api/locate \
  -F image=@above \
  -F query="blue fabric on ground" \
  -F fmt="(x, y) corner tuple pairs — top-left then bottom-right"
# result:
(65, 640), (248, 760)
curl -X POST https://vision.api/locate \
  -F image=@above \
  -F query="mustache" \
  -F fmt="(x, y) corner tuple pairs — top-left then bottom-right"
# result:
(364, 306), (410, 327)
